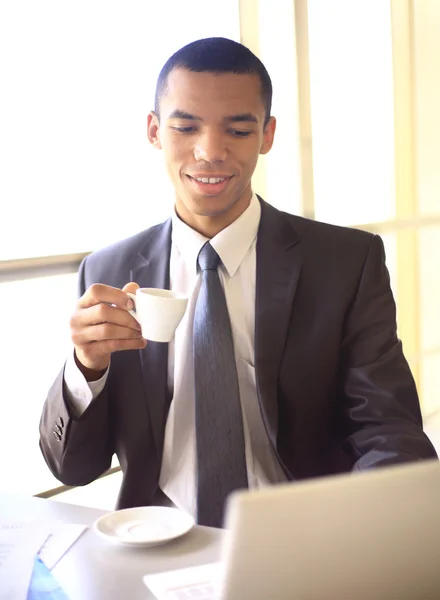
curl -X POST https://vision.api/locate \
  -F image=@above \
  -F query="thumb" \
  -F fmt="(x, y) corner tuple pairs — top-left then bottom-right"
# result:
(122, 281), (140, 294)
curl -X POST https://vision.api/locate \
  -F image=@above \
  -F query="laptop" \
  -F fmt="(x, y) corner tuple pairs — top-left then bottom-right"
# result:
(144, 459), (440, 599)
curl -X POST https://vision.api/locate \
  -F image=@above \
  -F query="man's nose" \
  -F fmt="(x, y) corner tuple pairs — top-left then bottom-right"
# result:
(193, 131), (228, 163)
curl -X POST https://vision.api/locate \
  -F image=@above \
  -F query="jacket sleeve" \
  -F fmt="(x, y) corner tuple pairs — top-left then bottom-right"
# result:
(340, 235), (437, 468)
(39, 256), (114, 486)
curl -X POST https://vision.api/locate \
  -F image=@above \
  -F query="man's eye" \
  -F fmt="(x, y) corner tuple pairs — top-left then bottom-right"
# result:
(171, 126), (195, 133)
(230, 129), (252, 137)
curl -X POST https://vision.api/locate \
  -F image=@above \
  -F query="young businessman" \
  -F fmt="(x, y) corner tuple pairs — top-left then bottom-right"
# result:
(39, 37), (437, 528)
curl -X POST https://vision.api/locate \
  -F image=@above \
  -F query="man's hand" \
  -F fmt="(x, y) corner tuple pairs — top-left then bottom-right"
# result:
(70, 282), (146, 380)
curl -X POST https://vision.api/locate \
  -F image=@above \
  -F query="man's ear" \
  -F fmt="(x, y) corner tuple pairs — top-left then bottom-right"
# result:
(260, 116), (276, 155)
(147, 111), (162, 149)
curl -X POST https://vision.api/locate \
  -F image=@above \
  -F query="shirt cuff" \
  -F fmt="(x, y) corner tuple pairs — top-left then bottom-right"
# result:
(63, 351), (109, 417)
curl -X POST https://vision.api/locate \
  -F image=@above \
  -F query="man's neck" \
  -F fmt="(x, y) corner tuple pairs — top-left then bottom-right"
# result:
(174, 193), (253, 239)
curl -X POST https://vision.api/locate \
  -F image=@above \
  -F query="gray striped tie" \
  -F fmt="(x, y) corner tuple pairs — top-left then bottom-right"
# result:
(193, 241), (248, 528)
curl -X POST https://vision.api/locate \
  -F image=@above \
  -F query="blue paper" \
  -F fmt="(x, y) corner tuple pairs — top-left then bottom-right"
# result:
(27, 557), (69, 600)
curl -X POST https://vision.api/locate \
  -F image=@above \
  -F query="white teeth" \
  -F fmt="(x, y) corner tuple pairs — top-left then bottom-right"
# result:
(195, 177), (225, 184)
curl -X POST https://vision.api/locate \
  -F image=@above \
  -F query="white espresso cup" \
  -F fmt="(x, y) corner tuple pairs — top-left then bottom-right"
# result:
(127, 288), (188, 343)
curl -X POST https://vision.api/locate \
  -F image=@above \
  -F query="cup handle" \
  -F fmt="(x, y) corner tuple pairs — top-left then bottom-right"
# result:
(126, 292), (141, 325)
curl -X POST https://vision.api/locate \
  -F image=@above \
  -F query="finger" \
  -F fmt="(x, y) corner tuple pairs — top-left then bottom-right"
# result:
(78, 337), (147, 361)
(78, 283), (134, 311)
(122, 282), (140, 294)
(72, 302), (141, 331)
(72, 321), (144, 346)
(70, 304), (141, 336)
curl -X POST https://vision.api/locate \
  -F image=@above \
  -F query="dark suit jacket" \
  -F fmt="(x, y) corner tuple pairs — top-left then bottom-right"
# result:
(39, 199), (437, 509)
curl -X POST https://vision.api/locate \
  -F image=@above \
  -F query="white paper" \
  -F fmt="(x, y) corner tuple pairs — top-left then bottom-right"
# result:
(0, 524), (50, 600)
(38, 524), (87, 570)
(143, 562), (223, 600)
(0, 521), (86, 600)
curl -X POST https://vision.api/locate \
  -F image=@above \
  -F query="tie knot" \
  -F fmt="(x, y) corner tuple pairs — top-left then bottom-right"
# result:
(197, 242), (220, 271)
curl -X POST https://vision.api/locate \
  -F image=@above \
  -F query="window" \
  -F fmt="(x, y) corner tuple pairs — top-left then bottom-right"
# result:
(0, 0), (240, 260)
(0, 274), (77, 494)
(308, 0), (395, 227)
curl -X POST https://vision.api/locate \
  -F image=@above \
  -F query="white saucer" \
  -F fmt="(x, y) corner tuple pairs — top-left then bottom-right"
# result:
(93, 506), (195, 547)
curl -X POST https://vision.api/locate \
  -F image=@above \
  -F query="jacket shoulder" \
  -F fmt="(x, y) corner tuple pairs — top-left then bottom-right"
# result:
(259, 200), (383, 284)
(283, 211), (374, 248)
(260, 197), (374, 250)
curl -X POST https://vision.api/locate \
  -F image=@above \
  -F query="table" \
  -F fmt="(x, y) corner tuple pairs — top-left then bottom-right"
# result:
(0, 492), (224, 599)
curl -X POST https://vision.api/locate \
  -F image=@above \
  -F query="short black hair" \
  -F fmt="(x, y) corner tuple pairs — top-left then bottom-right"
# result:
(154, 37), (272, 127)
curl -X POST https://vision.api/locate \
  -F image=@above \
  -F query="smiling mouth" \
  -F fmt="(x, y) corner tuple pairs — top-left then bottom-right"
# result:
(186, 175), (232, 195)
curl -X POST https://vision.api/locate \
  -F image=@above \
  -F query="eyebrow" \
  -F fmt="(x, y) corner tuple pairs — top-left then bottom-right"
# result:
(168, 110), (259, 124)
(168, 110), (202, 121)
(225, 113), (258, 124)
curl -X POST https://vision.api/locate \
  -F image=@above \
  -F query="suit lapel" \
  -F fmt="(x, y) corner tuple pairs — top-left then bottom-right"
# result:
(130, 219), (172, 458)
(255, 199), (303, 450)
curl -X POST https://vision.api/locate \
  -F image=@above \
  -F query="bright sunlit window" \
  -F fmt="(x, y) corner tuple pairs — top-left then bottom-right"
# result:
(307, 0), (395, 226)
(0, 0), (240, 260)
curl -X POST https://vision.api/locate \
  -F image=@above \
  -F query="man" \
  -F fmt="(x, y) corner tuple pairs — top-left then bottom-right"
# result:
(39, 37), (437, 528)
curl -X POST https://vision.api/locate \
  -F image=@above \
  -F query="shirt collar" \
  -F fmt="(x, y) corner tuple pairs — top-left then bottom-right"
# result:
(171, 193), (261, 277)
(171, 209), (208, 276)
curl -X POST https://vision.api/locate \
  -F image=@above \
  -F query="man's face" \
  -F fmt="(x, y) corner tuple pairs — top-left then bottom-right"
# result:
(148, 68), (276, 230)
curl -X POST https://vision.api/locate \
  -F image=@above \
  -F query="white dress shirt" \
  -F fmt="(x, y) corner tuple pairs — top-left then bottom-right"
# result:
(64, 193), (286, 517)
